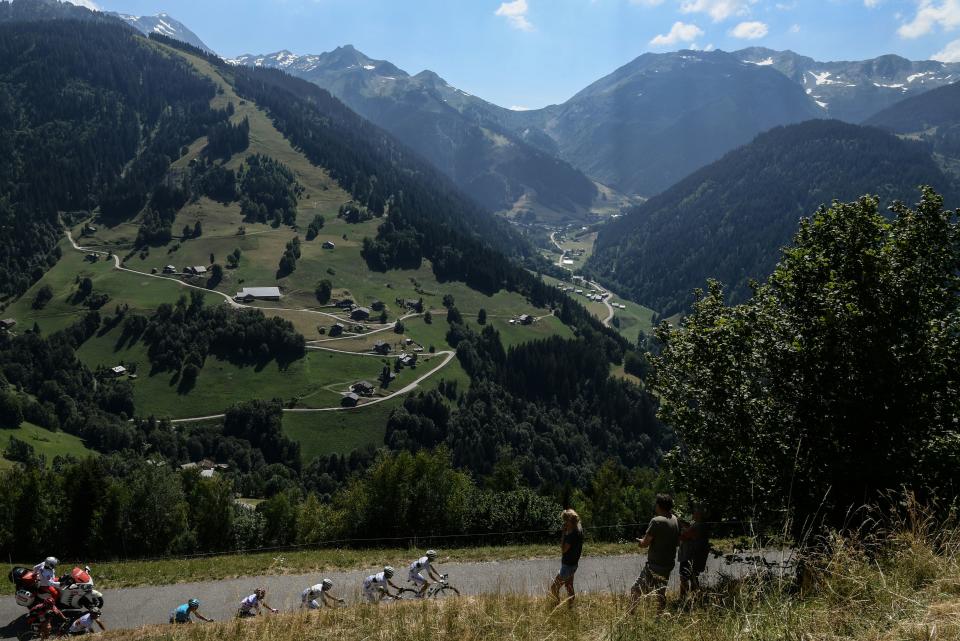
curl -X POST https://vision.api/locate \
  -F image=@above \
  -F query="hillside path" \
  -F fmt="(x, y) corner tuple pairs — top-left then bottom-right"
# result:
(0, 550), (791, 636)
(62, 225), (456, 423)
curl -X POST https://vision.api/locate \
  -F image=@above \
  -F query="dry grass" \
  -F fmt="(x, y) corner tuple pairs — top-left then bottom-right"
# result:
(100, 509), (960, 641)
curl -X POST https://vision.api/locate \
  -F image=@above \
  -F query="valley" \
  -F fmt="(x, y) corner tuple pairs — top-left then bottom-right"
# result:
(0, 35), (581, 465)
(1, 6), (959, 640)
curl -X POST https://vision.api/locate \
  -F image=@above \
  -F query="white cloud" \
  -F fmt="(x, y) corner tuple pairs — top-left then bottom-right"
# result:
(495, 0), (533, 31)
(789, 23), (801, 33)
(933, 37), (960, 60)
(731, 20), (769, 38)
(509, 105), (533, 111)
(680, 0), (756, 22)
(650, 21), (705, 46)
(864, 0), (882, 8)
(630, 0), (665, 5)
(898, 1), (960, 38)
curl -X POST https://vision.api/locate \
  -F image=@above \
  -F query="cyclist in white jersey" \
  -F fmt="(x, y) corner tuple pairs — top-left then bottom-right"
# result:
(362, 566), (400, 603)
(300, 579), (345, 609)
(237, 587), (278, 618)
(407, 549), (443, 598)
(67, 608), (105, 635)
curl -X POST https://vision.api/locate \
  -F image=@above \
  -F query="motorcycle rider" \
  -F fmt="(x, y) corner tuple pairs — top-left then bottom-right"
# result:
(32, 557), (61, 596)
(237, 587), (278, 617)
(170, 598), (212, 624)
(67, 607), (106, 635)
(301, 579), (345, 609)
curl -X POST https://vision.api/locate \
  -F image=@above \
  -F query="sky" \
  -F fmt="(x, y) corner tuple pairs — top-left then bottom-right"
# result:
(80, 0), (960, 109)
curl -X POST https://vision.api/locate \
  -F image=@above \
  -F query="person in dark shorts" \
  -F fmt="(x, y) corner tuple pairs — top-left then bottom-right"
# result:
(633, 493), (680, 613)
(550, 509), (584, 607)
(679, 506), (711, 599)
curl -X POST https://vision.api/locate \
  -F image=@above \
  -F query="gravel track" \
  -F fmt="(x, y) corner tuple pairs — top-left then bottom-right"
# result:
(0, 550), (791, 636)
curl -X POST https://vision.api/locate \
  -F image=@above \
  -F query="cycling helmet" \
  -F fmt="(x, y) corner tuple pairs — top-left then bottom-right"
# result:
(255, 587), (266, 598)
(44, 557), (59, 569)
(188, 598), (200, 608)
(425, 549), (438, 561)
(87, 607), (102, 618)
(321, 579), (333, 591)
(383, 566), (395, 579)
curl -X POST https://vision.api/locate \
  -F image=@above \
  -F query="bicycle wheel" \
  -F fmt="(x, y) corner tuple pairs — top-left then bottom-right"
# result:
(431, 586), (460, 599)
(395, 588), (420, 600)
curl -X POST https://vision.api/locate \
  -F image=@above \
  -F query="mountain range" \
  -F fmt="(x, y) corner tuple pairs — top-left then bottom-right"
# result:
(233, 44), (960, 205)
(584, 119), (959, 316)
(228, 47), (607, 223)
(736, 47), (960, 123)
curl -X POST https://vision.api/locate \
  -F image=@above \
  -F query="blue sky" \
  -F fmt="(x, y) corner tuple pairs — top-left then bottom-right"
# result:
(85, 0), (960, 109)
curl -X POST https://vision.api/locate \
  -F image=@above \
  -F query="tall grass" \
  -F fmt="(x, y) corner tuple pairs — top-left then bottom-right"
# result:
(105, 503), (960, 641)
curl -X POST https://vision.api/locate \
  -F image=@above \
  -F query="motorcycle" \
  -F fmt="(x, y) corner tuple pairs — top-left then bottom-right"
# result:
(9, 565), (105, 612)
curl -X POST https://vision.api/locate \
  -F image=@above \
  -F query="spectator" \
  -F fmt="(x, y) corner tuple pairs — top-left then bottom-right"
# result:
(550, 509), (584, 607)
(632, 493), (680, 613)
(679, 506), (711, 599)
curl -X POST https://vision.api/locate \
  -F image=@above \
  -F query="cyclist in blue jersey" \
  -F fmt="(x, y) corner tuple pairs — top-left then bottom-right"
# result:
(169, 598), (212, 624)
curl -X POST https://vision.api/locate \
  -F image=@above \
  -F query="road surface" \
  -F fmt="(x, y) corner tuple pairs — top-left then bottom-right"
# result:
(0, 550), (791, 636)
(550, 232), (615, 327)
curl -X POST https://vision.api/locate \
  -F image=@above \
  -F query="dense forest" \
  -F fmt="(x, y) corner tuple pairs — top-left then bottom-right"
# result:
(385, 313), (668, 489)
(0, 18), (223, 296)
(585, 120), (959, 315)
(239, 154), (303, 226)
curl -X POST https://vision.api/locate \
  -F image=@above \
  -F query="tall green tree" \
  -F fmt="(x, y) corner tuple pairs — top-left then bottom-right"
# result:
(654, 189), (960, 528)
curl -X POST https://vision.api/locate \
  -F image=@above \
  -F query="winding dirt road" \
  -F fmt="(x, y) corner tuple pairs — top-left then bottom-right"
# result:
(63, 226), (456, 423)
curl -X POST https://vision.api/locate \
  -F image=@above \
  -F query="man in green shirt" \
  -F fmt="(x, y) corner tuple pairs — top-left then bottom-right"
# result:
(632, 493), (680, 612)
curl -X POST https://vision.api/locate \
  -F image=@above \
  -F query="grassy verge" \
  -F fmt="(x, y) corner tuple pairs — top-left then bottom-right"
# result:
(56, 543), (641, 589)
(102, 521), (960, 641)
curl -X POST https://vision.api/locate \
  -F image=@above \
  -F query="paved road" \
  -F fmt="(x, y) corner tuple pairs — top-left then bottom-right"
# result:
(550, 232), (615, 327)
(0, 551), (792, 636)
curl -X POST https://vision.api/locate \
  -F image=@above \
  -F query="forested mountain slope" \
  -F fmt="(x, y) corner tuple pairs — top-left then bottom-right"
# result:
(490, 49), (822, 198)
(866, 80), (960, 168)
(229, 47), (602, 222)
(0, 18), (221, 298)
(585, 120), (958, 316)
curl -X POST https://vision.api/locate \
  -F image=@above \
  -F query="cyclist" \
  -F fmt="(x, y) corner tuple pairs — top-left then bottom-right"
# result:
(407, 550), (443, 598)
(67, 607), (106, 635)
(362, 566), (400, 603)
(170, 598), (213, 624)
(237, 587), (278, 618)
(301, 579), (345, 609)
(32, 557), (61, 595)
